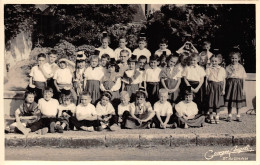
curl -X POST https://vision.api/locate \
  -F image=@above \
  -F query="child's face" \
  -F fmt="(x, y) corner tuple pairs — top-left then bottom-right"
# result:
(120, 95), (130, 106)
(190, 57), (198, 66)
(101, 58), (108, 67)
(149, 60), (158, 69)
(108, 65), (115, 73)
(59, 62), (67, 69)
(101, 96), (109, 106)
(119, 39), (127, 48)
(138, 59), (146, 69)
(216, 54), (223, 63)
(231, 54), (239, 64)
(102, 38), (109, 49)
(120, 52), (129, 63)
(160, 57), (166, 64)
(211, 57), (219, 67)
(181, 55), (188, 66)
(37, 57), (46, 66)
(168, 57), (178, 67)
(203, 44), (211, 51)
(91, 58), (99, 67)
(159, 93), (168, 103)
(49, 54), (57, 64)
(25, 94), (35, 103)
(185, 94), (193, 103)
(138, 41), (146, 50)
(77, 61), (86, 69)
(160, 43), (167, 50)
(185, 43), (191, 50)
(81, 95), (92, 106)
(128, 61), (136, 70)
(62, 97), (71, 106)
(136, 96), (145, 105)
(43, 91), (53, 101)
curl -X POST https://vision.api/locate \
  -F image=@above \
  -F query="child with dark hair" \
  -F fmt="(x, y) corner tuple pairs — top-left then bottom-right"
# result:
(118, 49), (130, 77)
(124, 88), (155, 129)
(122, 55), (143, 101)
(133, 38), (151, 62)
(100, 58), (121, 108)
(5, 91), (41, 135)
(144, 55), (162, 105)
(96, 92), (120, 131)
(28, 53), (52, 102)
(100, 53), (110, 71)
(155, 38), (171, 57)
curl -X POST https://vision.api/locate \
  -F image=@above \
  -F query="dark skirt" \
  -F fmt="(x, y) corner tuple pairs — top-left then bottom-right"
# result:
(176, 114), (205, 128)
(188, 81), (205, 113)
(146, 82), (160, 105)
(85, 80), (101, 105)
(124, 112), (154, 129)
(207, 81), (224, 113)
(164, 78), (180, 103)
(125, 84), (139, 102)
(224, 78), (246, 108)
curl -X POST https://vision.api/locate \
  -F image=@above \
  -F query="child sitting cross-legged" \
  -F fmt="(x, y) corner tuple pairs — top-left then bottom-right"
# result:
(152, 89), (177, 129)
(174, 87), (205, 129)
(5, 91), (41, 135)
(69, 92), (99, 132)
(96, 92), (120, 131)
(55, 92), (76, 132)
(123, 88), (155, 129)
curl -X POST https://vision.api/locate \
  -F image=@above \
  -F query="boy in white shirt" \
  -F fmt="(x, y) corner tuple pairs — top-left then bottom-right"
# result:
(133, 38), (151, 62)
(153, 89), (176, 129)
(118, 49), (130, 77)
(97, 32), (115, 59)
(54, 58), (77, 103)
(154, 38), (171, 57)
(69, 92), (99, 132)
(114, 37), (132, 60)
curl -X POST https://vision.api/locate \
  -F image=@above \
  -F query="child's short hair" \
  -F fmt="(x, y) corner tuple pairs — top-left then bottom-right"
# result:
(120, 91), (130, 99)
(101, 91), (112, 101)
(120, 49), (130, 56)
(24, 91), (36, 99)
(37, 53), (46, 59)
(138, 55), (147, 62)
(43, 87), (53, 94)
(149, 55), (159, 62)
(189, 53), (199, 61)
(101, 54), (110, 61)
(89, 55), (99, 62)
(48, 49), (58, 56)
(229, 51), (241, 59)
(166, 54), (179, 63)
(135, 88), (147, 99)
(209, 54), (219, 61)
(61, 93), (73, 102)
(159, 88), (168, 96)
(138, 38), (147, 43)
(203, 41), (211, 46)
(81, 92), (91, 98)
(160, 38), (168, 45)
(101, 35), (111, 44)
(119, 36), (127, 42)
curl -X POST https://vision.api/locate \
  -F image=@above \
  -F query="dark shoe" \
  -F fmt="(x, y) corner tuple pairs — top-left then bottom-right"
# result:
(56, 125), (63, 133)
(172, 123), (177, 129)
(236, 117), (242, 122)
(227, 117), (231, 122)
(201, 123), (204, 127)
(50, 122), (56, 133)
(95, 126), (103, 132)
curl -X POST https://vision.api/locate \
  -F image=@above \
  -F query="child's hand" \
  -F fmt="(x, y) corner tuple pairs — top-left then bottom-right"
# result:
(221, 90), (225, 95)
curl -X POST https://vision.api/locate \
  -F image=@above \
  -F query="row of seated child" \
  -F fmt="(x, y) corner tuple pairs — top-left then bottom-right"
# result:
(5, 86), (205, 135)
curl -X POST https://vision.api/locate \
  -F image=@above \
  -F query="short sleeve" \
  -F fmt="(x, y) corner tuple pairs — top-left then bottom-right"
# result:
(91, 104), (97, 116)
(53, 69), (58, 80)
(153, 102), (160, 113)
(29, 66), (35, 77)
(166, 103), (173, 115)
(220, 67), (226, 80)
(182, 67), (188, 77)
(70, 104), (76, 114)
(199, 67), (206, 78)
(174, 102), (183, 117)
(108, 103), (115, 115)
(240, 65), (247, 79)
(145, 102), (153, 112)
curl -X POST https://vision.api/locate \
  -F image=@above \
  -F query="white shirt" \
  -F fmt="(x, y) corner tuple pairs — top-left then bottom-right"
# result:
(118, 103), (135, 116)
(95, 102), (115, 116)
(76, 103), (97, 121)
(123, 69), (144, 84)
(206, 66), (226, 82)
(175, 101), (198, 120)
(29, 65), (49, 82)
(38, 98), (59, 117)
(182, 64), (206, 82)
(97, 47), (116, 59)
(84, 66), (104, 81)
(53, 68), (73, 84)
(58, 103), (76, 116)
(154, 101), (173, 116)
(154, 49), (171, 57)
(133, 48), (151, 62)
(145, 67), (162, 82)
(226, 64), (247, 79)
(114, 47), (132, 61)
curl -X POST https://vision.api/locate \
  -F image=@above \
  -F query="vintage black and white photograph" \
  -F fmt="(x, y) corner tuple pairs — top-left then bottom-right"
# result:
(3, 2), (257, 162)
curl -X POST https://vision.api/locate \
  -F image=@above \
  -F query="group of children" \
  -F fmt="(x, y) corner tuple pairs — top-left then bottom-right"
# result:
(5, 34), (247, 135)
